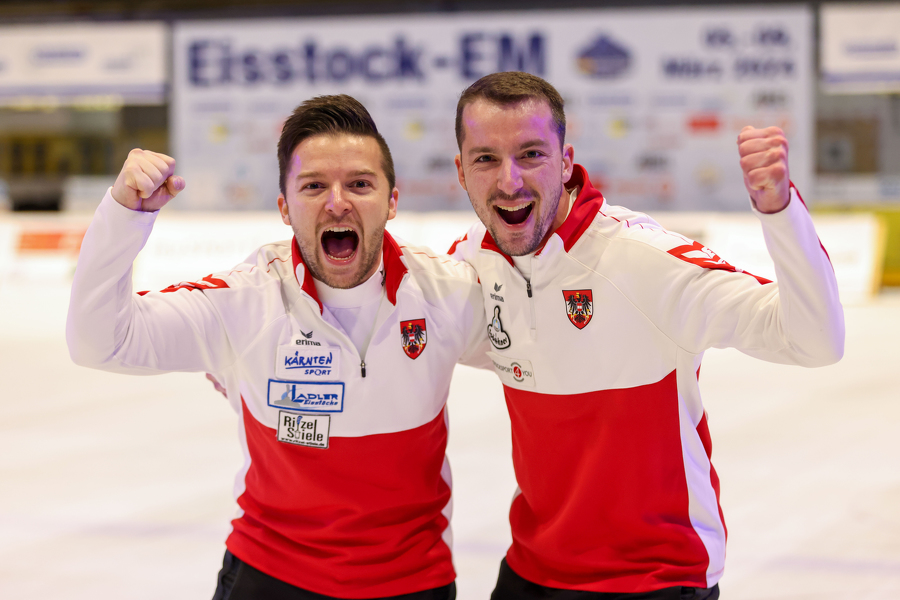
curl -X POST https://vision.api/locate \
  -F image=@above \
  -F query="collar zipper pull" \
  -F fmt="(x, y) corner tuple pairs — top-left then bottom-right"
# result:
(360, 360), (366, 378)
(526, 281), (533, 298)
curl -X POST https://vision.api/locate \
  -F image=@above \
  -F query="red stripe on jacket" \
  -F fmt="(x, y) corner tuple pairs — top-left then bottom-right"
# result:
(227, 400), (455, 598)
(503, 371), (713, 592)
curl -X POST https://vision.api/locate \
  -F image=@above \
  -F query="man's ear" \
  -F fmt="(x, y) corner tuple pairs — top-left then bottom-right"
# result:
(562, 144), (574, 183)
(455, 154), (467, 191)
(387, 188), (399, 221)
(277, 194), (290, 226)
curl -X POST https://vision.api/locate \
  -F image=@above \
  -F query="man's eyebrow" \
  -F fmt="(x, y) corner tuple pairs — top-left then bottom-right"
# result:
(518, 138), (552, 150)
(465, 139), (552, 155)
(295, 169), (379, 179)
(466, 146), (495, 155)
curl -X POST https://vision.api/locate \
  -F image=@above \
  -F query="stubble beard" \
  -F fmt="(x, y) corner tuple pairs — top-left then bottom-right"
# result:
(293, 221), (386, 290)
(475, 182), (564, 257)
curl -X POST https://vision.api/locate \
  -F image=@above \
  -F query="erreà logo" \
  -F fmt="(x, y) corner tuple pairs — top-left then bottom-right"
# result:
(488, 306), (511, 350)
(577, 35), (631, 78)
(296, 329), (321, 345)
(490, 281), (504, 302)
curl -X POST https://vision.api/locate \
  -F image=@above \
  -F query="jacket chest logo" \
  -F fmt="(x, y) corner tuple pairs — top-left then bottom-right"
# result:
(400, 319), (427, 360)
(563, 289), (593, 329)
(488, 306), (511, 350)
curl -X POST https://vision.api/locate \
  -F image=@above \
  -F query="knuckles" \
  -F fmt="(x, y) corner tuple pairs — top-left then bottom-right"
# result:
(738, 143), (789, 175)
(747, 162), (787, 187)
(747, 170), (767, 186)
(770, 147), (787, 163)
(768, 163), (787, 180)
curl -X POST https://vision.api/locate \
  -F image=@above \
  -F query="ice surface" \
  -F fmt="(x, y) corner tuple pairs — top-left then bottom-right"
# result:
(2, 272), (899, 600)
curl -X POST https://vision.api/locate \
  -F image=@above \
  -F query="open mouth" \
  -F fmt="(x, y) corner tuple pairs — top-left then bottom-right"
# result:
(495, 202), (534, 226)
(321, 227), (359, 260)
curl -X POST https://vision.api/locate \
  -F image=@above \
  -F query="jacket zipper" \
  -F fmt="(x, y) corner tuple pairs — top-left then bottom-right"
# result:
(525, 264), (537, 336)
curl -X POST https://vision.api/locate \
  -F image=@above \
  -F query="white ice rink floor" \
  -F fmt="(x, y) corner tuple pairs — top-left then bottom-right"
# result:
(2, 282), (899, 599)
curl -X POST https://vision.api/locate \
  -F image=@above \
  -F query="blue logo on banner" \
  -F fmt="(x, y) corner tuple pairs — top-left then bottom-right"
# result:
(32, 47), (85, 64)
(577, 36), (630, 78)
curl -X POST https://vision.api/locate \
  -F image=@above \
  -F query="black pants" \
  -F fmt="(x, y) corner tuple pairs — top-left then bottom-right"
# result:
(212, 550), (457, 600)
(490, 559), (720, 600)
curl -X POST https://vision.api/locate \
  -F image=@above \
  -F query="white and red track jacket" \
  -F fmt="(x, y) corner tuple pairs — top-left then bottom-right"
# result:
(67, 191), (491, 598)
(449, 165), (844, 593)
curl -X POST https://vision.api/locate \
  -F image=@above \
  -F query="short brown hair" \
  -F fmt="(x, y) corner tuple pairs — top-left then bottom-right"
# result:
(278, 94), (395, 195)
(455, 72), (566, 150)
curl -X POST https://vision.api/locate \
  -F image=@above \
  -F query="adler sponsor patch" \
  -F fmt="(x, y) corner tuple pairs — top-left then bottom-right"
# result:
(277, 411), (330, 449)
(400, 318), (427, 359)
(267, 379), (344, 413)
(563, 289), (593, 330)
(487, 352), (535, 388)
(276, 345), (340, 380)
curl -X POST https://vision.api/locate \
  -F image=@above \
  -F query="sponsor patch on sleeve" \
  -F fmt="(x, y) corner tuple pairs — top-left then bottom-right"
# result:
(159, 274), (230, 293)
(667, 241), (771, 284)
(487, 351), (535, 388)
(267, 379), (344, 413)
(277, 411), (330, 449)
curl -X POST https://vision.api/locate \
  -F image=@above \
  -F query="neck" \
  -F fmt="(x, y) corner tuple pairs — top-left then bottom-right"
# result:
(313, 260), (384, 309)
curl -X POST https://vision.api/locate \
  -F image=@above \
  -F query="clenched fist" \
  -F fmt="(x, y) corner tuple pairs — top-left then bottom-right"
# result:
(111, 149), (186, 212)
(738, 126), (790, 214)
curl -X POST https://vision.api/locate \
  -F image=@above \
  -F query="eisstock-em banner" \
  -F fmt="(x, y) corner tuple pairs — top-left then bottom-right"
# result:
(172, 7), (812, 211)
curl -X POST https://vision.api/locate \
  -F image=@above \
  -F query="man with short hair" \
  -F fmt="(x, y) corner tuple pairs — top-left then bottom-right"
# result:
(67, 95), (490, 600)
(449, 72), (844, 599)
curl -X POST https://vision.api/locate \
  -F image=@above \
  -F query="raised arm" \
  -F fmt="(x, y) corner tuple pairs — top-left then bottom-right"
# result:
(66, 150), (235, 375)
(621, 127), (844, 367)
(737, 125), (844, 364)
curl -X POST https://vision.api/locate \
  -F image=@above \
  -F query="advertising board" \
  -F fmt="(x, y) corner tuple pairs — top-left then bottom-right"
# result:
(0, 23), (167, 105)
(821, 3), (900, 94)
(172, 7), (812, 211)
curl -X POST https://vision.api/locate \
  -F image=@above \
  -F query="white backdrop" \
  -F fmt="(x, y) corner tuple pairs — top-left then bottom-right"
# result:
(820, 3), (900, 94)
(0, 22), (167, 105)
(171, 6), (813, 212)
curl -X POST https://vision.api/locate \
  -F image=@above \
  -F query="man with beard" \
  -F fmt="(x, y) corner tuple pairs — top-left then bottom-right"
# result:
(448, 72), (844, 599)
(67, 95), (490, 600)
